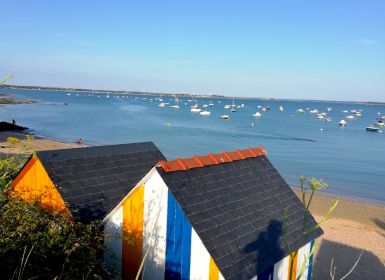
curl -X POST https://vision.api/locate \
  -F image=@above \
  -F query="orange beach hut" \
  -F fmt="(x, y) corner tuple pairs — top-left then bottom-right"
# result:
(10, 142), (165, 222)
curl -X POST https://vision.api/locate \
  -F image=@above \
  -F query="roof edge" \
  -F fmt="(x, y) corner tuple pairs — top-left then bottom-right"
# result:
(157, 146), (268, 173)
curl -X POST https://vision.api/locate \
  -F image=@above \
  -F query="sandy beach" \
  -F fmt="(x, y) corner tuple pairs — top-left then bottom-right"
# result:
(0, 131), (85, 153)
(293, 190), (385, 279)
(1, 131), (384, 279)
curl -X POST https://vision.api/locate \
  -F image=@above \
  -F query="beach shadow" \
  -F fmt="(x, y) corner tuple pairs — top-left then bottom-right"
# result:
(244, 220), (285, 279)
(372, 218), (385, 231)
(313, 240), (385, 280)
(372, 218), (385, 238)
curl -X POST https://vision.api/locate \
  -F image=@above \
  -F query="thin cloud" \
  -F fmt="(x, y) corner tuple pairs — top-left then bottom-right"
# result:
(356, 38), (379, 46)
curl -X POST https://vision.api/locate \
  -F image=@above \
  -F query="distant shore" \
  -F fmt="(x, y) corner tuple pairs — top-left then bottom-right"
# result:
(3, 84), (385, 105)
(0, 93), (37, 105)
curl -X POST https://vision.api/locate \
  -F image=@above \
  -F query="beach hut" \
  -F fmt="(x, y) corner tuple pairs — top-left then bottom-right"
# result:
(10, 142), (165, 222)
(103, 146), (323, 280)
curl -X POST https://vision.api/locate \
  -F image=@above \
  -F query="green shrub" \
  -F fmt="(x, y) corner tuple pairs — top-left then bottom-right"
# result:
(0, 138), (108, 279)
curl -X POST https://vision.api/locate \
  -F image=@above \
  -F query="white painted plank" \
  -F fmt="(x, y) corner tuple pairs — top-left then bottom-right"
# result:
(142, 171), (169, 279)
(104, 206), (123, 277)
(273, 254), (290, 280)
(190, 229), (210, 280)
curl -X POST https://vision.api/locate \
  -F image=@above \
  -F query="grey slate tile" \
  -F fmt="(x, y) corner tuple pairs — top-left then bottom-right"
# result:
(157, 155), (323, 280)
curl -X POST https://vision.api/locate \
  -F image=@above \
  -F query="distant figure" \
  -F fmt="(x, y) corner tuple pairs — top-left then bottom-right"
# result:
(12, 119), (15, 125)
(76, 138), (83, 145)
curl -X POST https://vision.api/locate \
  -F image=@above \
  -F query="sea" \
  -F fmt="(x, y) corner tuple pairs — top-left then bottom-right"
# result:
(1, 88), (385, 205)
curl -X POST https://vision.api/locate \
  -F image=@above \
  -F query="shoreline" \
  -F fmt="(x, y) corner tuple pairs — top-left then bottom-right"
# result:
(291, 186), (385, 208)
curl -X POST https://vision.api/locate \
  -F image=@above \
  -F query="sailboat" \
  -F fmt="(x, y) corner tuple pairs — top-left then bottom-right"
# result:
(170, 95), (180, 109)
(230, 98), (236, 112)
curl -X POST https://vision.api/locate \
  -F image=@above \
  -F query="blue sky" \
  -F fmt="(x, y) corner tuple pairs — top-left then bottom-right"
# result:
(1, 0), (384, 101)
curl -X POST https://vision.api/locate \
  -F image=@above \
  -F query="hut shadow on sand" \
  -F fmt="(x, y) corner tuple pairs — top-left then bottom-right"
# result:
(313, 239), (385, 280)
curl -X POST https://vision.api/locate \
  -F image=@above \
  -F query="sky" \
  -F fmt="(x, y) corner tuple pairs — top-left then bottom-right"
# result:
(1, 0), (384, 101)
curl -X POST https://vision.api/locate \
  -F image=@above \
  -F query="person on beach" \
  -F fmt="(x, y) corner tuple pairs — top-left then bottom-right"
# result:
(12, 119), (15, 125)
(76, 138), (83, 144)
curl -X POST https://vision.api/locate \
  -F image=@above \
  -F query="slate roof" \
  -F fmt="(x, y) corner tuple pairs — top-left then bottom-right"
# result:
(157, 148), (323, 280)
(36, 142), (165, 222)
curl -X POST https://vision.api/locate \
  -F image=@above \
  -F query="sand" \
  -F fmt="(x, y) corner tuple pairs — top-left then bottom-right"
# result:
(1, 131), (384, 279)
(0, 131), (84, 153)
(293, 190), (385, 279)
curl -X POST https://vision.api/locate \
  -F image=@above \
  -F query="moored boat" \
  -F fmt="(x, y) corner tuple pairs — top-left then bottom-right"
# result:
(191, 108), (202, 113)
(200, 110), (211, 116)
(366, 125), (380, 132)
(220, 114), (230, 120)
(339, 120), (347, 126)
(375, 119), (385, 126)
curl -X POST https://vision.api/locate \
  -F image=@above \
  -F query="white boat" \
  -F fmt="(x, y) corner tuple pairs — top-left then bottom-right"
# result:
(66, 93), (71, 96)
(297, 109), (305, 113)
(346, 115), (355, 120)
(231, 108), (236, 112)
(257, 105), (262, 109)
(202, 104), (208, 108)
(354, 111), (362, 117)
(200, 111), (211, 116)
(310, 109), (318, 114)
(158, 102), (166, 107)
(324, 117), (332, 122)
(191, 108), (202, 113)
(224, 105), (231, 109)
(170, 105), (180, 109)
(366, 125), (380, 132)
(220, 114), (230, 120)
(375, 119), (385, 126)
(252, 112), (262, 117)
(327, 107), (332, 112)
(279, 106), (284, 112)
(317, 114), (324, 119)
(209, 102), (214, 107)
(342, 110), (348, 113)
(339, 120), (347, 126)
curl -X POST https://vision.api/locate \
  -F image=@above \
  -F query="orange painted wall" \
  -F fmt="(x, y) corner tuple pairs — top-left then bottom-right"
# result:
(11, 156), (69, 215)
(288, 253), (298, 280)
(122, 184), (144, 280)
(209, 256), (219, 280)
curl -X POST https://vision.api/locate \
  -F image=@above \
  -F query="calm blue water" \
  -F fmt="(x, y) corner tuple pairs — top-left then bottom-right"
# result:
(1, 89), (385, 205)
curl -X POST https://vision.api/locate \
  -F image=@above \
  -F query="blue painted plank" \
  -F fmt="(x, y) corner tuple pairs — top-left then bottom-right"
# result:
(166, 191), (192, 279)
(307, 240), (315, 280)
(181, 216), (192, 280)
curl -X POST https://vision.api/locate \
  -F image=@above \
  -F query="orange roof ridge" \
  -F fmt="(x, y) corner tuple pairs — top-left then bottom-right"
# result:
(157, 146), (268, 173)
